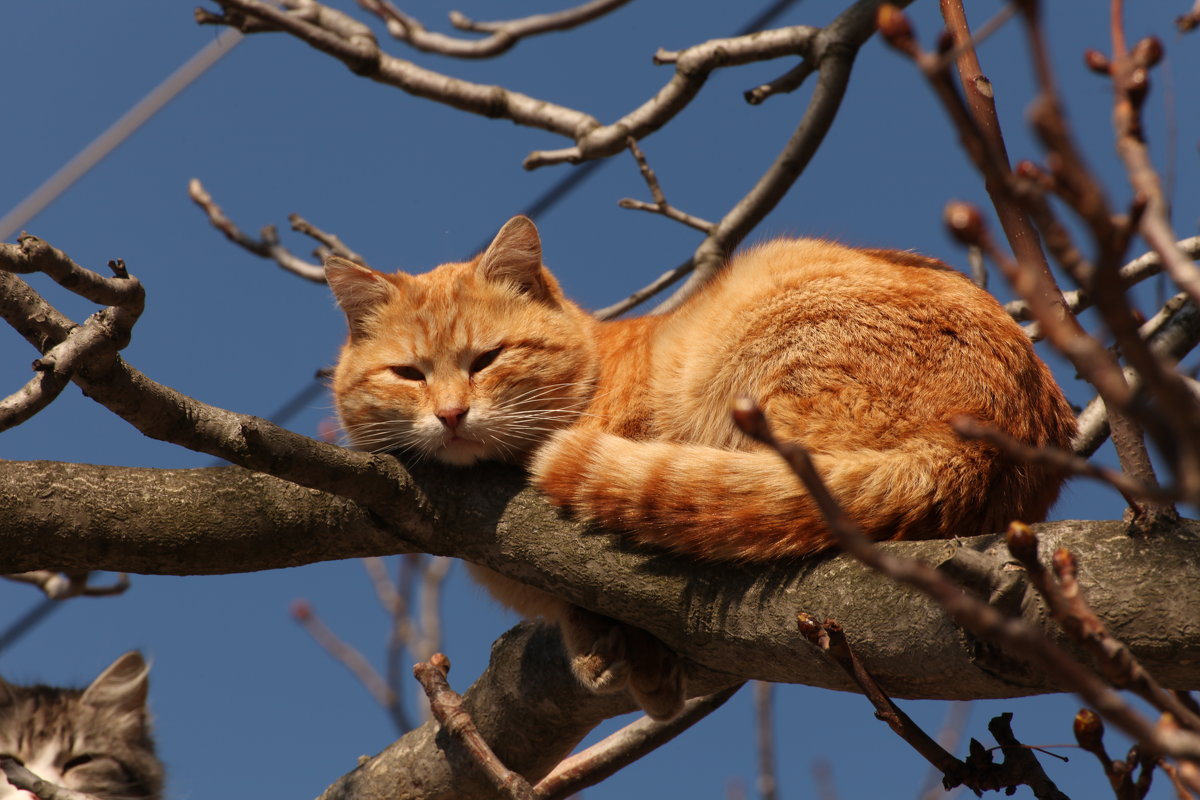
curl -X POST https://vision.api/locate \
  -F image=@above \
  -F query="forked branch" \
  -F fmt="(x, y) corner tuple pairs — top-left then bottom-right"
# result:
(359, 0), (633, 59)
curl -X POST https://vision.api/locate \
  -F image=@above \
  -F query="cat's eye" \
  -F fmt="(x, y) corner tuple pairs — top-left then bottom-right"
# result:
(63, 754), (96, 771)
(390, 365), (425, 382)
(470, 347), (504, 374)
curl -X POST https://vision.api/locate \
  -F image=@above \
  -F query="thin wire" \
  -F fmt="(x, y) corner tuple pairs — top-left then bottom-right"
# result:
(0, 27), (244, 241)
(0, 599), (59, 656)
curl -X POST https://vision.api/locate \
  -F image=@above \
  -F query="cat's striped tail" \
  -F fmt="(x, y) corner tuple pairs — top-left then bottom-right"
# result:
(531, 427), (1052, 561)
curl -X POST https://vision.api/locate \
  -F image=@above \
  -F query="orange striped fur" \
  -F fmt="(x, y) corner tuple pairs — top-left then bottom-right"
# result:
(327, 215), (1075, 715)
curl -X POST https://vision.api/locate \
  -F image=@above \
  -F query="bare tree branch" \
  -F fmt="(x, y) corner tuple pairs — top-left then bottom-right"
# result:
(188, 178), (331, 281)
(617, 138), (713, 233)
(1074, 296), (1200, 457)
(1004, 237), (1200, 324)
(1, 571), (130, 600)
(359, 0), (633, 59)
(534, 684), (742, 800)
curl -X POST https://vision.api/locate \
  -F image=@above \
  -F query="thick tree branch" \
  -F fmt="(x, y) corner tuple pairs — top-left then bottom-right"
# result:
(2, 458), (1198, 700)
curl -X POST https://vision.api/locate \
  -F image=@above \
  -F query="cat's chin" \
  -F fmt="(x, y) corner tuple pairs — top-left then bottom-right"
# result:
(434, 439), (489, 467)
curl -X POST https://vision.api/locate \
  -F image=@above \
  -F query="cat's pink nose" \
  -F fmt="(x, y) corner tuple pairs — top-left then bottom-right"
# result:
(437, 406), (469, 430)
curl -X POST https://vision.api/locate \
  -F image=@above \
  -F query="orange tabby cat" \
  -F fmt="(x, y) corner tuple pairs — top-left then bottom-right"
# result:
(327, 215), (1075, 717)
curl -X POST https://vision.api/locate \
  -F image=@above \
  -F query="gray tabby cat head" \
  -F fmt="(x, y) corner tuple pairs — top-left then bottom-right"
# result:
(0, 652), (163, 800)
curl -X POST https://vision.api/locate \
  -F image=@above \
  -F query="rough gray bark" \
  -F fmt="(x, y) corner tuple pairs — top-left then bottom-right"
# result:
(3, 458), (1197, 702)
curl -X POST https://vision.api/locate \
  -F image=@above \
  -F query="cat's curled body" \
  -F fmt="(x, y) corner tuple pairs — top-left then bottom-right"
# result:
(328, 216), (1075, 717)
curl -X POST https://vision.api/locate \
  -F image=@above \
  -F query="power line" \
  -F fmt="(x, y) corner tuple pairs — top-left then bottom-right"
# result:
(0, 28), (244, 241)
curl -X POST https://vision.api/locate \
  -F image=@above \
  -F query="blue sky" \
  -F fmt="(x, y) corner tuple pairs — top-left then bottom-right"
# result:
(1, 1), (1197, 798)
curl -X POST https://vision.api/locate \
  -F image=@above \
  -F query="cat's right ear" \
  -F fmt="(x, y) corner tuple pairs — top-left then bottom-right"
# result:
(477, 216), (553, 302)
(82, 651), (150, 717)
(325, 257), (397, 340)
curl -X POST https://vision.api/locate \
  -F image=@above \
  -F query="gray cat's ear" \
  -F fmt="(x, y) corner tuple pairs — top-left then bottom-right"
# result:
(325, 257), (397, 339)
(82, 651), (149, 715)
(477, 216), (551, 301)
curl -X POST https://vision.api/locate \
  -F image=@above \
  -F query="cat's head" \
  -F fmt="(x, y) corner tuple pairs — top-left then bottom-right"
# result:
(327, 216), (598, 466)
(0, 652), (163, 800)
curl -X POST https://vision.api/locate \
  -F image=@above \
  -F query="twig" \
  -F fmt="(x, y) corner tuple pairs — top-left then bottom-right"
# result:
(916, 702), (973, 800)
(358, 0), (632, 59)
(1006, 523), (1200, 733)
(292, 598), (409, 732)
(744, 60), (816, 105)
(1073, 296), (1200, 456)
(938, 0), (1064, 312)
(363, 554), (450, 728)
(289, 213), (366, 264)
(797, 614), (967, 784)
(617, 139), (713, 233)
(1005, 237), (1200, 324)
(0, 759), (101, 800)
(533, 684), (743, 799)
(592, 258), (691, 320)
(1074, 709), (1185, 799)
(188, 178), (329, 282)
(1016, 2), (1200, 504)
(414, 654), (538, 800)
(951, 416), (1176, 506)
(797, 613), (1068, 797)
(1, 571), (130, 599)
(0, 236), (144, 432)
(753, 681), (779, 800)
(1180, 1), (1200, 32)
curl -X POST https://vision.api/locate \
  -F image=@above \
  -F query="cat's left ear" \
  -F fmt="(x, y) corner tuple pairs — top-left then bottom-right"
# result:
(326, 257), (398, 340)
(477, 216), (553, 302)
(82, 651), (149, 716)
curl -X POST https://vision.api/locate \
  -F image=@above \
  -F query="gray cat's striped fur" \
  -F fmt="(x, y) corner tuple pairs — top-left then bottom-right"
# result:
(0, 652), (163, 800)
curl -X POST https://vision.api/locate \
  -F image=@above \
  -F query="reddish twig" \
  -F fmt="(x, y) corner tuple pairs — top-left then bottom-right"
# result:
(951, 416), (1176, 508)
(1004, 238), (1200, 325)
(292, 599), (409, 731)
(1074, 295), (1200, 457)
(797, 613), (1068, 797)
(797, 614), (967, 784)
(414, 654), (538, 800)
(1179, 2), (1200, 32)
(938, 0), (1063, 310)
(753, 681), (779, 800)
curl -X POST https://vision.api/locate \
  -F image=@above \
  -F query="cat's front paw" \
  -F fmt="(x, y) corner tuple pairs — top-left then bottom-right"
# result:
(559, 605), (687, 720)
(568, 624), (632, 694)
